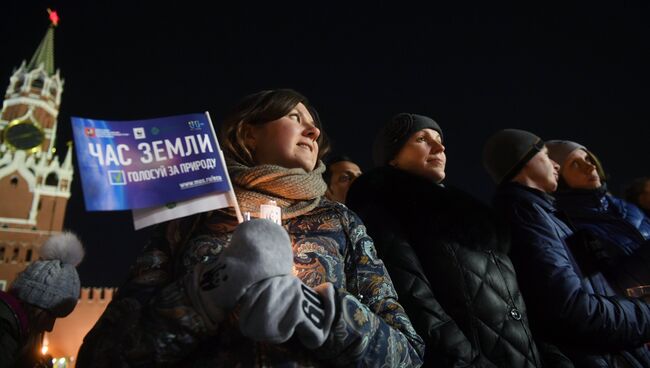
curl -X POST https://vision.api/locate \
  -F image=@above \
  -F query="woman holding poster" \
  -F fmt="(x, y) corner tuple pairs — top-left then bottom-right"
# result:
(77, 89), (424, 367)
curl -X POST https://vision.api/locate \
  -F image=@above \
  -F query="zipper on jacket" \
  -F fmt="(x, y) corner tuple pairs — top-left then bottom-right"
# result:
(488, 250), (540, 366)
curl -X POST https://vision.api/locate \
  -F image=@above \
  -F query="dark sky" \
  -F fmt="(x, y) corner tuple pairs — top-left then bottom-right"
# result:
(3, 1), (650, 286)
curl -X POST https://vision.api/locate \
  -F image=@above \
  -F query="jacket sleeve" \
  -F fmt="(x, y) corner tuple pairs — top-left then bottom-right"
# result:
(353, 202), (495, 367)
(584, 234), (650, 293)
(311, 208), (425, 367)
(510, 203), (650, 350)
(76, 218), (217, 367)
(611, 195), (650, 235)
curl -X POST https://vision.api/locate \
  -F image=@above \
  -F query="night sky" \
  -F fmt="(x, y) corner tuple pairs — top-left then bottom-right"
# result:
(3, 2), (650, 286)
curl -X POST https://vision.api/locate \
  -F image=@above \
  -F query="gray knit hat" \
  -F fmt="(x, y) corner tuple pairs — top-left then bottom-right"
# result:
(545, 140), (586, 168)
(11, 232), (84, 317)
(546, 140), (606, 180)
(483, 129), (544, 184)
(372, 113), (443, 166)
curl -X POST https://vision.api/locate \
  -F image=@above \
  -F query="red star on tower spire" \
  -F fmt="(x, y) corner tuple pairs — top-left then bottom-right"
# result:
(47, 8), (59, 27)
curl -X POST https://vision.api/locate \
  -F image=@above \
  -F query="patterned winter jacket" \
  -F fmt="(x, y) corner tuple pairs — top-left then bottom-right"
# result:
(76, 198), (424, 367)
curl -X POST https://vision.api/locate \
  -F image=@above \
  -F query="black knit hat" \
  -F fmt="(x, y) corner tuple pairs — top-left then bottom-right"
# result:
(372, 113), (443, 166)
(483, 129), (544, 184)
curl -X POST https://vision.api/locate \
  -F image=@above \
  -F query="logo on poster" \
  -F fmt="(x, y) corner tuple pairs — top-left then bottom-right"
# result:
(84, 127), (96, 137)
(188, 120), (203, 130)
(133, 127), (146, 139)
(108, 170), (127, 185)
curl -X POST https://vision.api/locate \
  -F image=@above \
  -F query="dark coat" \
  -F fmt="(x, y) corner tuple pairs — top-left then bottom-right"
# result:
(0, 290), (44, 368)
(347, 166), (548, 368)
(0, 290), (26, 367)
(494, 182), (650, 368)
(555, 187), (650, 293)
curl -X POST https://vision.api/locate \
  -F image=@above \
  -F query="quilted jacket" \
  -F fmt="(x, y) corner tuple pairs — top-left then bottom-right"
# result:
(347, 166), (547, 368)
(76, 199), (424, 367)
(555, 186), (650, 293)
(494, 182), (650, 368)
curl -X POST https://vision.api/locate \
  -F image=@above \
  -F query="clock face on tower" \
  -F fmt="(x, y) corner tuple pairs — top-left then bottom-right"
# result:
(3, 119), (45, 152)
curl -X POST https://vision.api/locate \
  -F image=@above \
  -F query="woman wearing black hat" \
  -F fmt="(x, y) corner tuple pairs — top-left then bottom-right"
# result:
(347, 114), (570, 367)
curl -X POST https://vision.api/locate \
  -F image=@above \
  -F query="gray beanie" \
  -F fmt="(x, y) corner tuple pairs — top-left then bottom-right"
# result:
(372, 113), (443, 166)
(545, 140), (586, 168)
(483, 129), (544, 184)
(546, 139), (606, 180)
(11, 232), (84, 317)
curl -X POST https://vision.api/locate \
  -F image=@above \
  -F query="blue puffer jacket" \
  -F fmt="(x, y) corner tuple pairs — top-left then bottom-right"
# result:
(555, 186), (650, 293)
(494, 182), (650, 368)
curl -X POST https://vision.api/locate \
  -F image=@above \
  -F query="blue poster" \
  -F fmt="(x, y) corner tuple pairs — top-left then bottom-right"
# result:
(71, 113), (232, 211)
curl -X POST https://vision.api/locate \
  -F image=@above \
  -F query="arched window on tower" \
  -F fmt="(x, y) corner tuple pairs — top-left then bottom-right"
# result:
(45, 172), (59, 186)
(14, 78), (24, 91)
(31, 77), (44, 89)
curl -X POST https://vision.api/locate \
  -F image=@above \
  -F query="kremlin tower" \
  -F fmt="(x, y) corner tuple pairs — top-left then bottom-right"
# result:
(0, 9), (73, 289)
(0, 11), (113, 367)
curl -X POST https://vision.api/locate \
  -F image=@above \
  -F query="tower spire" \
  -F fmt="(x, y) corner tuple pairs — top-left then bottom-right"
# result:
(26, 9), (59, 75)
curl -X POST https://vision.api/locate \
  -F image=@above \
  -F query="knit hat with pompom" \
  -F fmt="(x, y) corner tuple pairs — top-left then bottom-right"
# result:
(10, 232), (84, 317)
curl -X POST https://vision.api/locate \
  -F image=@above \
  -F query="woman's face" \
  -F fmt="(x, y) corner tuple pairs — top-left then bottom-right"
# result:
(246, 102), (320, 171)
(561, 149), (602, 190)
(390, 128), (446, 183)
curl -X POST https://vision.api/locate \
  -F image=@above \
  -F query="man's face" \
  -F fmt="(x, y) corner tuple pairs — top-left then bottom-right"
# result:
(325, 161), (362, 204)
(515, 147), (560, 193)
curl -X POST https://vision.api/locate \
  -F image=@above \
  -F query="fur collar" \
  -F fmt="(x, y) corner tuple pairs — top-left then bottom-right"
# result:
(348, 166), (510, 253)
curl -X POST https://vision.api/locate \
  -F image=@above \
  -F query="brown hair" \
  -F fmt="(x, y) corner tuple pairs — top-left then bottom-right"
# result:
(218, 89), (330, 166)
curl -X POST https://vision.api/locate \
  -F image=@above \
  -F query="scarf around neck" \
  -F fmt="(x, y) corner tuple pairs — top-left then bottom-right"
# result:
(227, 158), (327, 219)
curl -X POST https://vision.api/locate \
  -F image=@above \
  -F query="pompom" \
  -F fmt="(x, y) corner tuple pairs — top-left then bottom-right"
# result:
(40, 231), (85, 266)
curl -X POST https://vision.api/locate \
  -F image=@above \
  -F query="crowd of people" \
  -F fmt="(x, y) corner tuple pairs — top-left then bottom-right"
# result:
(3, 88), (650, 367)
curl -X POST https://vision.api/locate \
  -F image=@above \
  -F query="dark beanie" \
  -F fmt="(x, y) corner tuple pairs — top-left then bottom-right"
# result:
(483, 129), (544, 184)
(372, 113), (443, 166)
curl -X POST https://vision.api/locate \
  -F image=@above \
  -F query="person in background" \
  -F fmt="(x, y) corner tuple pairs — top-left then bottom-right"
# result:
(0, 232), (84, 368)
(77, 89), (424, 367)
(485, 128), (650, 367)
(323, 155), (362, 204)
(347, 114), (561, 367)
(546, 140), (650, 294)
(625, 177), (650, 218)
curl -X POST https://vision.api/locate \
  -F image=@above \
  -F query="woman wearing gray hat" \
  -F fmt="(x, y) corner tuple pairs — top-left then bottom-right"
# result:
(347, 114), (566, 367)
(546, 140), (650, 295)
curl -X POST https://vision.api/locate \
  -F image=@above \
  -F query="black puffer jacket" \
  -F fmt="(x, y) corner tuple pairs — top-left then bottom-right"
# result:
(347, 166), (560, 368)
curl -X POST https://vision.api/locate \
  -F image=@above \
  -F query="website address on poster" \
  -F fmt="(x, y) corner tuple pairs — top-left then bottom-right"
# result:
(179, 175), (223, 189)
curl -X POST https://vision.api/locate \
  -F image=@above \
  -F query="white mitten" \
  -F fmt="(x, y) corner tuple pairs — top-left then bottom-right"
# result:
(238, 274), (336, 349)
(186, 219), (294, 327)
